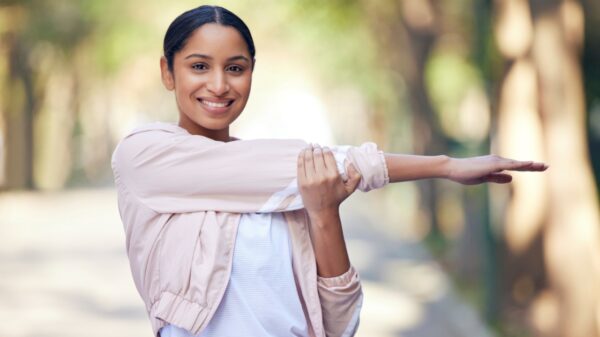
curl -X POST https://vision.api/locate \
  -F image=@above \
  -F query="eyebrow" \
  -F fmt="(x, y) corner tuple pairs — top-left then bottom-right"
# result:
(184, 53), (250, 63)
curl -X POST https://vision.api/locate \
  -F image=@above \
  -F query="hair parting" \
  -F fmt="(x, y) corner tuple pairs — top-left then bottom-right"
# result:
(163, 5), (256, 72)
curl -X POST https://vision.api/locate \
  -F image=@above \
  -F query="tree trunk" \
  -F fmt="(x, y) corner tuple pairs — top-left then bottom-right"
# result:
(2, 30), (35, 190)
(360, 0), (449, 241)
(495, 0), (600, 335)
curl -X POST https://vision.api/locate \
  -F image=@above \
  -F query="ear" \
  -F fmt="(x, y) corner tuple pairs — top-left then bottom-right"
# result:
(160, 56), (175, 91)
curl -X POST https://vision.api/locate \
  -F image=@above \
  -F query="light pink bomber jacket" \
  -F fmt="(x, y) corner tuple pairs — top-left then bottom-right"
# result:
(111, 122), (389, 337)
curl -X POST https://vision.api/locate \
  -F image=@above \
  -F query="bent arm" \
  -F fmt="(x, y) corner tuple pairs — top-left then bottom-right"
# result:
(298, 145), (363, 337)
(111, 124), (388, 214)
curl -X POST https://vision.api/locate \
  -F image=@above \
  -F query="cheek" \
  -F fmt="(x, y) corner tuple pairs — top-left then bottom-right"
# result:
(175, 72), (202, 92)
(233, 75), (252, 97)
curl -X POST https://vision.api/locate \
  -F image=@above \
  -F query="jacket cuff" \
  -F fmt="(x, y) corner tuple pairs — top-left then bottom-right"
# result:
(346, 142), (390, 192)
(317, 265), (363, 337)
(317, 265), (359, 288)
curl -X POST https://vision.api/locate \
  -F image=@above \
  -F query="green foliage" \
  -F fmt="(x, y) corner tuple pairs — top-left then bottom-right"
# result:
(2, 0), (90, 51)
(425, 50), (485, 142)
(1, 0), (161, 74)
(282, 0), (398, 104)
(91, 19), (155, 74)
(427, 53), (480, 109)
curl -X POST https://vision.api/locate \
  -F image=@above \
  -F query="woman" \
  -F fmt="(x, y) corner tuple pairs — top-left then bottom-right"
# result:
(111, 5), (546, 337)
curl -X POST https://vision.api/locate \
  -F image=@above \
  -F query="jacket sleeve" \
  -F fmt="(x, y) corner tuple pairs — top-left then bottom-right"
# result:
(317, 266), (363, 337)
(111, 124), (389, 214)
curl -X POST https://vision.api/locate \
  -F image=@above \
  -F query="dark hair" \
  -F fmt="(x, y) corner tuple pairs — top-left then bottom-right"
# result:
(163, 5), (256, 71)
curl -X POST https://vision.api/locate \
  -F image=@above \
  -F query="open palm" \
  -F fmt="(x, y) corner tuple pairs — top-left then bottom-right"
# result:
(446, 155), (548, 185)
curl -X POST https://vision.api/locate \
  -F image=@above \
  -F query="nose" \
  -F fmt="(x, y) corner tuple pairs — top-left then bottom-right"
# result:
(206, 71), (230, 96)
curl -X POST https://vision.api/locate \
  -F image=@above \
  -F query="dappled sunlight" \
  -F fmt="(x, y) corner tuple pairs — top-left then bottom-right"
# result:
(358, 281), (425, 337)
(381, 260), (449, 302)
(425, 40), (491, 143)
(495, 0), (533, 58)
(529, 290), (560, 335)
(0, 190), (149, 337)
(497, 60), (547, 254)
(345, 239), (378, 272)
(401, 0), (435, 32)
(0, 189), (492, 337)
(436, 191), (466, 240)
(33, 60), (75, 190)
(494, 0), (600, 335)
(235, 85), (334, 144)
(1, 1), (598, 336)
(457, 88), (490, 142)
(560, 0), (584, 50)
(342, 195), (491, 337)
(230, 44), (335, 144)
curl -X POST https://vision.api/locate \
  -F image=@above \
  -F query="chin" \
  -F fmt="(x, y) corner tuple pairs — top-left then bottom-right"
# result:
(187, 118), (225, 130)
(196, 115), (240, 130)
(180, 106), (243, 133)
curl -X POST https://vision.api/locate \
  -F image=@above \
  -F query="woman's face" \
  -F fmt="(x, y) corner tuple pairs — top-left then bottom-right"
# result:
(161, 23), (253, 140)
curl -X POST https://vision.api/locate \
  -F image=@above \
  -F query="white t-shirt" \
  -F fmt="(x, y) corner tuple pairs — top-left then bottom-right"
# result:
(159, 212), (309, 337)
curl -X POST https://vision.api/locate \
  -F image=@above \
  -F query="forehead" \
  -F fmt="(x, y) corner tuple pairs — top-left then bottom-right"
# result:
(180, 23), (250, 58)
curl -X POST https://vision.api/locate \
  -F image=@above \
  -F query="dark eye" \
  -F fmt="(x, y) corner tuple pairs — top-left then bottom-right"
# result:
(192, 63), (207, 71)
(227, 65), (244, 73)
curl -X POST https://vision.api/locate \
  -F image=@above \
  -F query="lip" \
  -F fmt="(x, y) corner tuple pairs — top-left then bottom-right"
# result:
(196, 97), (235, 116)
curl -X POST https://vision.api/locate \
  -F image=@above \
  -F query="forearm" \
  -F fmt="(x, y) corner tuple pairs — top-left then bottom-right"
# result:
(306, 209), (351, 278)
(384, 153), (450, 183)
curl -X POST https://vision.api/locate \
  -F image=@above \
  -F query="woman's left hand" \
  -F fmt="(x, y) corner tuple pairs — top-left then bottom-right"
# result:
(446, 155), (548, 185)
(297, 144), (361, 216)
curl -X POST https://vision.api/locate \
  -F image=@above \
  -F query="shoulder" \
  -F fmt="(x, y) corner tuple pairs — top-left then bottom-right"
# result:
(111, 122), (183, 168)
(119, 122), (184, 146)
(125, 122), (182, 138)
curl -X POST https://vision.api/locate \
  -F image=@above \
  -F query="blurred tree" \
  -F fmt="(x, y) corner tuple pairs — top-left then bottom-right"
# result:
(582, 0), (600, 194)
(0, 0), (157, 190)
(287, 0), (498, 318)
(0, 0), (92, 189)
(1, 2), (598, 335)
(494, 0), (600, 336)
(291, 0), (454, 250)
(359, 0), (453, 251)
(359, 2), (500, 318)
(288, 2), (600, 336)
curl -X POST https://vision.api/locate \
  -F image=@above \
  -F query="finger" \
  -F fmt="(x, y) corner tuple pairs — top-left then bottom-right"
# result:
(304, 144), (316, 181)
(322, 147), (339, 176)
(312, 144), (327, 173)
(496, 158), (532, 171)
(297, 149), (307, 183)
(494, 155), (550, 171)
(510, 161), (548, 171)
(486, 172), (513, 184)
(345, 164), (362, 193)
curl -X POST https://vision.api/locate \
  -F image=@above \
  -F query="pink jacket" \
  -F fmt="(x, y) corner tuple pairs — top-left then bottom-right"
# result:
(111, 122), (389, 337)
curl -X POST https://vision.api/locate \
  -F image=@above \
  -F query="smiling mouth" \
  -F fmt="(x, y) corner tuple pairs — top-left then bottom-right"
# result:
(198, 98), (234, 108)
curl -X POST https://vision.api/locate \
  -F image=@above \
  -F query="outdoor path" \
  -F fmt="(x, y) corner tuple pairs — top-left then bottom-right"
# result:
(0, 189), (492, 337)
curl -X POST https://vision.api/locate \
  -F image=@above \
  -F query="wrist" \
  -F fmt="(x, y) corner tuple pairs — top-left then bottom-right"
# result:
(306, 207), (341, 230)
(306, 207), (340, 221)
(439, 155), (453, 179)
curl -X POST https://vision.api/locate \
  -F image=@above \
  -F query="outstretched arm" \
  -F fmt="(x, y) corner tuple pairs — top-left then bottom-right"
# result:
(114, 123), (545, 215)
(384, 153), (547, 185)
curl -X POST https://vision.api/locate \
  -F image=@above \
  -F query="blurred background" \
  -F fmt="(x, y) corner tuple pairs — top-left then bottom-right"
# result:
(1, 0), (599, 336)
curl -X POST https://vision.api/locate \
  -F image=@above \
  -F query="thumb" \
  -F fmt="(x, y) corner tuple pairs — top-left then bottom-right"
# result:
(345, 164), (362, 194)
(486, 172), (513, 184)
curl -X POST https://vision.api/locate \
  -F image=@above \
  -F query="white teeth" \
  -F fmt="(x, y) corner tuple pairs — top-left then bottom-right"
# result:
(202, 99), (230, 108)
